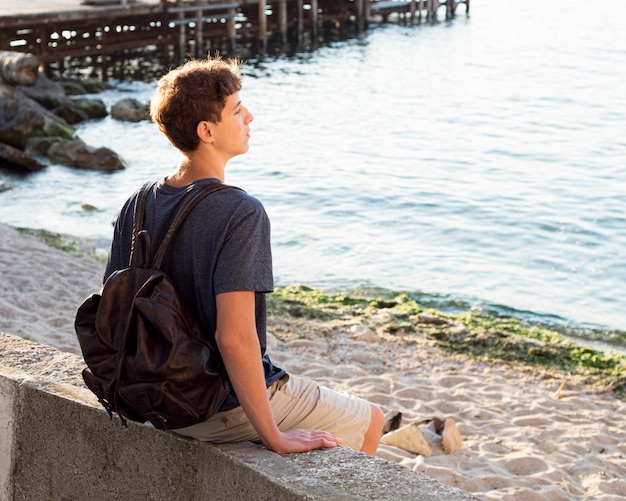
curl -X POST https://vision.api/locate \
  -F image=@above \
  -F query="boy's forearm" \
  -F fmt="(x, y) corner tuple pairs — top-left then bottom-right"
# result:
(217, 329), (282, 446)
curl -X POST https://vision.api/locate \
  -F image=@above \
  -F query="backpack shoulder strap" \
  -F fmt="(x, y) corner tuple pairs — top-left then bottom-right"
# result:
(152, 182), (239, 269)
(129, 182), (153, 267)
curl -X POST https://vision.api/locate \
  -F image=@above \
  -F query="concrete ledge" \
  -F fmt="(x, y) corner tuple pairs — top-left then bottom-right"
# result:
(0, 332), (477, 500)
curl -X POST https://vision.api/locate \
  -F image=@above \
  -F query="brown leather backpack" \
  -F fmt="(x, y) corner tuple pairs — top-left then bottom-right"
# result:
(75, 182), (233, 430)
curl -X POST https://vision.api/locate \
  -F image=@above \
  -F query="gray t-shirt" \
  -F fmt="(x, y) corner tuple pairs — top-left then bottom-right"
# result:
(104, 177), (285, 411)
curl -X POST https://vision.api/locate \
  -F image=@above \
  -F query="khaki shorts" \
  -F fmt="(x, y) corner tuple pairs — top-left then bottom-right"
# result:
(172, 374), (372, 452)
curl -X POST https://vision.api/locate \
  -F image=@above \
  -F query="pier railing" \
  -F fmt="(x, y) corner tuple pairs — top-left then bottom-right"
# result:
(0, 0), (470, 65)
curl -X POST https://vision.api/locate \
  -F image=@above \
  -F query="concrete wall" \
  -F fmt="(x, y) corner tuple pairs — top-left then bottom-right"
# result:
(0, 332), (477, 500)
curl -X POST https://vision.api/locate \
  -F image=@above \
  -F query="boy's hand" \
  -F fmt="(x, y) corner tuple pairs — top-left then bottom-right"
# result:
(263, 429), (342, 454)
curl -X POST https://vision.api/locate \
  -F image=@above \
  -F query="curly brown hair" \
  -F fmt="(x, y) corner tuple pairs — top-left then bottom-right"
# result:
(149, 57), (242, 153)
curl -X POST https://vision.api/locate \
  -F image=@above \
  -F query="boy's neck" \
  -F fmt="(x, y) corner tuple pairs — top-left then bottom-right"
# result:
(166, 152), (226, 187)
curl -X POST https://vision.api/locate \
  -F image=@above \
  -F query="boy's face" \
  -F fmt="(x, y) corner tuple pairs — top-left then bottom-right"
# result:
(209, 92), (254, 160)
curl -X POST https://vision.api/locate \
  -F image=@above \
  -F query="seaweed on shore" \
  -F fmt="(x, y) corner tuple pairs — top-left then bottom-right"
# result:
(268, 285), (626, 396)
(17, 227), (108, 263)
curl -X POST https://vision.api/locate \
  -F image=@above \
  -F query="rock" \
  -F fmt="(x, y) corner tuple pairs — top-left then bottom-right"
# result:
(380, 422), (433, 456)
(0, 51), (40, 86)
(0, 54), (124, 171)
(0, 83), (75, 149)
(18, 72), (108, 123)
(350, 324), (380, 343)
(382, 410), (403, 434)
(57, 77), (109, 94)
(0, 142), (45, 172)
(72, 97), (108, 119)
(433, 417), (463, 454)
(417, 313), (448, 325)
(448, 323), (469, 335)
(47, 138), (125, 171)
(0, 181), (11, 193)
(58, 78), (90, 96)
(24, 136), (60, 156)
(111, 98), (149, 122)
(53, 103), (89, 124)
(51, 97), (108, 124)
(17, 71), (67, 109)
(81, 78), (110, 93)
(441, 418), (463, 454)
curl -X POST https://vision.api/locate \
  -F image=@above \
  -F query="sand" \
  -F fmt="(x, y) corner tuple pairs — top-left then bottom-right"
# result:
(1, 222), (625, 500)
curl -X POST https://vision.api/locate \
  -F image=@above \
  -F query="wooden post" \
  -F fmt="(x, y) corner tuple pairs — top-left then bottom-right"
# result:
(409, 0), (416, 23)
(311, 0), (318, 39)
(159, 0), (170, 63)
(258, 0), (267, 46)
(279, 0), (288, 46)
(356, 0), (364, 31)
(417, 0), (423, 21)
(448, 0), (456, 18)
(177, 0), (185, 64)
(227, 6), (236, 52)
(195, 0), (204, 58)
(297, 0), (304, 43)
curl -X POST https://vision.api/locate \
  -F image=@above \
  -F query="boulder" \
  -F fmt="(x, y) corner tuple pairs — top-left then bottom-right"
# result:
(53, 103), (89, 124)
(0, 50), (40, 86)
(0, 83), (75, 149)
(111, 98), (149, 122)
(0, 142), (46, 172)
(17, 71), (67, 109)
(24, 136), (63, 156)
(72, 97), (108, 119)
(47, 138), (125, 171)
(0, 51), (123, 172)
(57, 77), (106, 95)
(18, 72), (108, 123)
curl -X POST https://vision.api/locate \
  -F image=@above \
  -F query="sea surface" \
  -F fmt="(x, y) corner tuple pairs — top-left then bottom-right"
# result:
(1, 0), (625, 346)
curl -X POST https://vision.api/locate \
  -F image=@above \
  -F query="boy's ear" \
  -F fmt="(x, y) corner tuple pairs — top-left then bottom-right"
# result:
(196, 120), (215, 143)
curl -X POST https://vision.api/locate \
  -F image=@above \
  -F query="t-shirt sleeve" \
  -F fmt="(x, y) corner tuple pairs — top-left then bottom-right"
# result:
(103, 197), (135, 283)
(213, 195), (273, 295)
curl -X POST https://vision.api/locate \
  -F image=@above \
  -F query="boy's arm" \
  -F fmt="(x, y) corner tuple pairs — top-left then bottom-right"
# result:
(215, 291), (341, 454)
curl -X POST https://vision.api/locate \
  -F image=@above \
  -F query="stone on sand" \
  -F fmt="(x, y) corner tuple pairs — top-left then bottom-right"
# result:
(380, 422), (433, 457)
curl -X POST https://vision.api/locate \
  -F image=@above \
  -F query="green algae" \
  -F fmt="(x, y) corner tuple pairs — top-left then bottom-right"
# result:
(18, 227), (82, 253)
(17, 227), (107, 263)
(268, 285), (626, 394)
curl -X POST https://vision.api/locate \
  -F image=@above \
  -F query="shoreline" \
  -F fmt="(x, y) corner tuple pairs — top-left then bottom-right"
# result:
(10, 225), (626, 355)
(1, 222), (626, 500)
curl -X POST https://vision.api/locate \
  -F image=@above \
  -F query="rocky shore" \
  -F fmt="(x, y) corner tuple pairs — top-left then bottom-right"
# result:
(0, 50), (149, 177)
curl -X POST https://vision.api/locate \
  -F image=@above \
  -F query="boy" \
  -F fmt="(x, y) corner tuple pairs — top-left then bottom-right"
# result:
(104, 57), (384, 454)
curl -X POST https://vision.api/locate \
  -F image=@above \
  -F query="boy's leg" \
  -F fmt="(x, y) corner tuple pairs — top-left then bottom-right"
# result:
(173, 374), (383, 453)
(360, 404), (385, 454)
(271, 374), (380, 453)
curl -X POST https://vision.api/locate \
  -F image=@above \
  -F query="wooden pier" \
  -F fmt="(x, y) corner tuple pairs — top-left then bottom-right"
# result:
(0, 0), (470, 67)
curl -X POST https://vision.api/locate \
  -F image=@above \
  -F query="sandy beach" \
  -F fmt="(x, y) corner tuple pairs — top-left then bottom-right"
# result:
(1, 222), (625, 500)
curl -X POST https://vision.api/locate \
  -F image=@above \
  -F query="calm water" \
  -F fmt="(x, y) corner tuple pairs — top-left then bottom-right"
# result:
(1, 0), (625, 341)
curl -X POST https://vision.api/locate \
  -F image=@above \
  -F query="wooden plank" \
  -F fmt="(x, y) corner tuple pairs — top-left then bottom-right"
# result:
(169, 13), (238, 25)
(167, 3), (239, 14)
(370, 1), (412, 12)
(0, 5), (164, 29)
